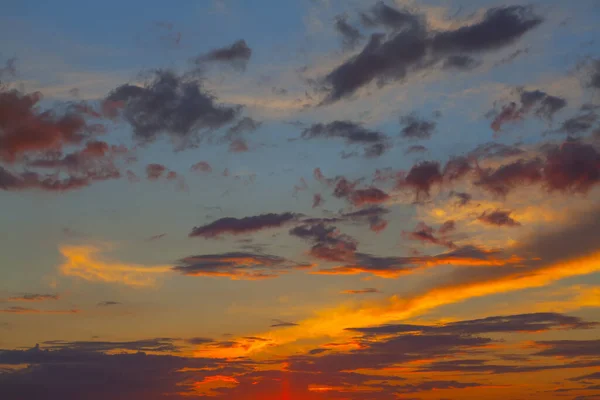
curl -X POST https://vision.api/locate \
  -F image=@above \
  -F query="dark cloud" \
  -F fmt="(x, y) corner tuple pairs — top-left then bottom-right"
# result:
(442, 55), (481, 70)
(0, 166), (115, 192)
(544, 141), (600, 193)
(185, 337), (214, 345)
(397, 161), (443, 200)
(97, 301), (121, 307)
(558, 111), (597, 135)
(190, 212), (298, 238)
(478, 209), (521, 227)
(270, 319), (298, 328)
(403, 222), (456, 249)
(335, 15), (363, 50)
(405, 144), (427, 154)
(349, 187), (390, 206)
(570, 372), (600, 382)
(468, 142), (524, 159)
(490, 87), (567, 131)
(443, 156), (473, 182)
(7, 294), (59, 302)
(316, 245), (501, 277)
(347, 313), (595, 335)
(474, 158), (543, 196)
(104, 70), (240, 147)
(302, 121), (390, 158)
(359, 2), (422, 32)
(341, 288), (381, 294)
(0, 307), (79, 314)
(342, 205), (390, 232)
(173, 251), (312, 280)
(438, 220), (456, 235)
(322, 5), (542, 103)
(400, 114), (436, 139)
(227, 117), (261, 136)
(41, 338), (178, 353)
(0, 343), (225, 400)
(534, 340), (600, 358)
(450, 191), (472, 206)
(194, 39), (252, 71)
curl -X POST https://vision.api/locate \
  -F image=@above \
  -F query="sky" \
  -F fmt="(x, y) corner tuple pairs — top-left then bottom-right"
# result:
(1, 0), (600, 399)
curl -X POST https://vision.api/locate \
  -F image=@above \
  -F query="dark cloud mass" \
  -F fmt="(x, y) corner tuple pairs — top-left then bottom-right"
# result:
(104, 70), (240, 147)
(400, 114), (436, 139)
(478, 209), (521, 227)
(302, 120), (390, 158)
(173, 252), (311, 279)
(335, 15), (363, 50)
(195, 39), (252, 71)
(189, 212), (298, 238)
(322, 5), (542, 103)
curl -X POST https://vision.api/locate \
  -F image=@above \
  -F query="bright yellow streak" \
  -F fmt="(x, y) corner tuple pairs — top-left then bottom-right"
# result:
(59, 245), (172, 287)
(198, 251), (600, 358)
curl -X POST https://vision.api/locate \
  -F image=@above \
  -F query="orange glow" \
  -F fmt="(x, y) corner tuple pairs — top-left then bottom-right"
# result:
(59, 245), (172, 287)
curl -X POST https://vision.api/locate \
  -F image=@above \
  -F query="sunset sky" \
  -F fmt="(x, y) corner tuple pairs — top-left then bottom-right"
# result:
(1, 0), (600, 399)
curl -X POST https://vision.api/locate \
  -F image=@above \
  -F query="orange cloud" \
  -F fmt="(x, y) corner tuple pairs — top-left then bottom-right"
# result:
(58, 245), (172, 287)
(199, 250), (600, 358)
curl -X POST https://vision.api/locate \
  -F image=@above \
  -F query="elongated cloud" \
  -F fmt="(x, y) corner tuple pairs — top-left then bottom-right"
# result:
(195, 40), (252, 71)
(0, 306), (79, 314)
(173, 252), (312, 280)
(189, 212), (297, 238)
(322, 5), (542, 103)
(7, 294), (59, 302)
(59, 245), (172, 287)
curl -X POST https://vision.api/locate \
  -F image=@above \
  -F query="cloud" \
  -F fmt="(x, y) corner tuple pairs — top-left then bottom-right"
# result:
(104, 70), (240, 148)
(190, 161), (212, 173)
(0, 343), (225, 400)
(402, 221), (456, 249)
(226, 116), (261, 136)
(58, 245), (172, 287)
(270, 319), (299, 328)
(228, 138), (249, 153)
(0, 87), (104, 163)
(400, 114), (436, 139)
(321, 5), (542, 103)
(349, 187), (390, 206)
(97, 301), (121, 307)
(6, 294), (59, 302)
(190, 212), (298, 238)
(41, 338), (179, 353)
(194, 40), (252, 71)
(173, 252), (312, 280)
(405, 144), (427, 154)
(145, 163), (167, 180)
(397, 161), (443, 200)
(0, 306), (79, 314)
(312, 193), (324, 208)
(347, 312), (596, 335)
(301, 120), (390, 158)
(341, 288), (381, 295)
(334, 15), (363, 50)
(490, 87), (567, 131)
(478, 209), (521, 227)
(533, 340), (600, 359)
